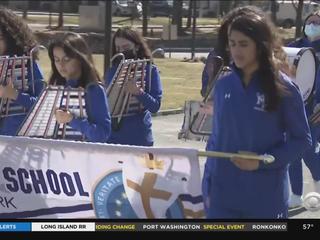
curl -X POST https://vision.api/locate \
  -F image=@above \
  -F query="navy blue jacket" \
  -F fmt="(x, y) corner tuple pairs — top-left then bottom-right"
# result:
(105, 63), (162, 146)
(65, 79), (111, 143)
(203, 67), (312, 213)
(0, 62), (45, 136)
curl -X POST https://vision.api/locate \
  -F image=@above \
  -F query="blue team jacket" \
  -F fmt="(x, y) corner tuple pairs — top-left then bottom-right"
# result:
(203, 67), (312, 214)
(65, 79), (111, 143)
(0, 61), (45, 136)
(105, 63), (162, 146)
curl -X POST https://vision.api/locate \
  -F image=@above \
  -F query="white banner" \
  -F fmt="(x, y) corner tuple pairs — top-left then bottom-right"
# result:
(0, 136), (204, 219)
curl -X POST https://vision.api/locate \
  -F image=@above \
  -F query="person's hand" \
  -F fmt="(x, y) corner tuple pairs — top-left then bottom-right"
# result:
(0, 84), (18, 100)
(230, 151), (259, 171)
(199, 102), (213, 115)
(231, 157), (259, 171)
(55, 109), (73, 124)
(125, 81), (143, 95)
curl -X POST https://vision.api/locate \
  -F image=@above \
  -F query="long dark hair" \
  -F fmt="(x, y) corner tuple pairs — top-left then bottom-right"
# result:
(0, 7), (38, 58)
(111, 27), (152, 60)
(216, 6), (267, 65)
(228, 14), (286, 112)
(48, 32), (101, 87)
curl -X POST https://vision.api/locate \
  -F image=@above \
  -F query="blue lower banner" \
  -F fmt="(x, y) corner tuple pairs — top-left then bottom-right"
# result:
(0, 223), (31, 232)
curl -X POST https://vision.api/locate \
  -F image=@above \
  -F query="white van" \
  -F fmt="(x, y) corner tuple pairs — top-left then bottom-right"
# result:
(271, 0), (320, 28)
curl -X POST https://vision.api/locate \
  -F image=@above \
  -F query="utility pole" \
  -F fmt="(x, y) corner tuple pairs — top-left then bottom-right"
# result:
(191, 0), (197, 59)
(142, 0), (149, 37)
(22, 1), (28, 19)
(57, 1), (64, 28)
(104, 0), (112, 74)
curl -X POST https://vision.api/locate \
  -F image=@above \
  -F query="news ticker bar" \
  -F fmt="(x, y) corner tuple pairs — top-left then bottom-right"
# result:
(0, 222), (291, 232)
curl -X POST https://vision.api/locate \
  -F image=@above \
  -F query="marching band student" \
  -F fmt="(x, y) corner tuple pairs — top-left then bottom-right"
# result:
(0, 7), (45, 136)
(287, 10), (320, 208)
(200, 6), (266, 98)
(203, 12), (312, 218)
(48, 32), (111, 143)
(105, 27), (162, 146)
(201, 6), (275, 212)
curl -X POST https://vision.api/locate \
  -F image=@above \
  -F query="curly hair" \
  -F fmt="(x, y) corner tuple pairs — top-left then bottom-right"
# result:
(0, 7), (38, 58)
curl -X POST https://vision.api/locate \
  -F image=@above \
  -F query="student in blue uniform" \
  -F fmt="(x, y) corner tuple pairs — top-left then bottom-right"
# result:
(200, 6), (266, 98)
(48, 32), (111, 143)
(203, 12), (312, 219)
(0, 7), (45, 136)
(105, 27), (162, 146)
(287, 10), (320, 208)
(201, 6), (278, 212)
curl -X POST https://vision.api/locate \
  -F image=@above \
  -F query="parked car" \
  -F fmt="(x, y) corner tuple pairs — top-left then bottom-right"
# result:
(112, 0), (142, 17)
(149, 0), (188, 17)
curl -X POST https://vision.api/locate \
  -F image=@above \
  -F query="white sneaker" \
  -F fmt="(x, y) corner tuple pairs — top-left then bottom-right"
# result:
(314, 180), (320, 193)
(289, 194), (303, 208)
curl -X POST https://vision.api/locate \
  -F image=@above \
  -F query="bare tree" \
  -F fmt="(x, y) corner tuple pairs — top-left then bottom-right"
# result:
(104, 0), (112, 73)
(142, 0), (149, 37)
(22, 1), (29, 19)
(186, 0), (192, 28)
(293, 0), (304, 38)
(191, 0), (197, 59)
(220, 1), (233, 16)
(270, 0), (278, 24)
(172, 0), (183, 36)
(57, 0), (64, 29)
(232, 0), (241, 9)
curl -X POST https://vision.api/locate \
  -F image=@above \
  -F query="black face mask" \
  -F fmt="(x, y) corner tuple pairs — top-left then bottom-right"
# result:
(112, 49), (138, 66)
(122, 49), (137, 60)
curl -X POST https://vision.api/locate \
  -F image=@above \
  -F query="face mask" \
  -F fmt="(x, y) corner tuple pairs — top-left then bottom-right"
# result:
(305, 24), (320, 40)
(112, 49), (138, 66)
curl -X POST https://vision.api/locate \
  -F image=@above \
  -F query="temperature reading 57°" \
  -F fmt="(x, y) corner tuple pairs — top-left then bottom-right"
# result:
(303, 224), (314, 230)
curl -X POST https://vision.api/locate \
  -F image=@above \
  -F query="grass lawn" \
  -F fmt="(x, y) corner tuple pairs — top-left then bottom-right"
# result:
(25, 14), (296, 41)
(113, 16), (219, 26)
(26, 15), (219, 26)
(26, 15), (79, 25)
(38, 52), (203, 111)
(154, 58), (203, 110)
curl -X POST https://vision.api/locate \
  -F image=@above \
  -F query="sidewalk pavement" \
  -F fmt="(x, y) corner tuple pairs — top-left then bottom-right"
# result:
(152, 113), (320, 218)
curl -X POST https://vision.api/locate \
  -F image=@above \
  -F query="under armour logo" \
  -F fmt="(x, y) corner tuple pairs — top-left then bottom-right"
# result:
(225, 93), (231, 99)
